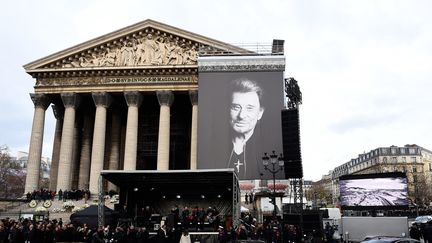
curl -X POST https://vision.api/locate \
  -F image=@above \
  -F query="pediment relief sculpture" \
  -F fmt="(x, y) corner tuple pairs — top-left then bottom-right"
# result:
(59, 33), (198, 69)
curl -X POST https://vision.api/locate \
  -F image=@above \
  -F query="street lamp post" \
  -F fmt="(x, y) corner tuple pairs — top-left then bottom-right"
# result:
(262, 151), (284, 218)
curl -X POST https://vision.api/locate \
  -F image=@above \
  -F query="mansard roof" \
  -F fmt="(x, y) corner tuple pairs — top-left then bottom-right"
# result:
(24, 19), (252, 76)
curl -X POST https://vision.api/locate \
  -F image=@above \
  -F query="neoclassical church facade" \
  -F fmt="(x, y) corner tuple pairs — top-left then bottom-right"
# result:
(23, 19), (252, 195)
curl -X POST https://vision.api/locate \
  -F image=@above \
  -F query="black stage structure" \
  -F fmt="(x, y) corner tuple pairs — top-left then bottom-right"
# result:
(98, 169), (240, 230)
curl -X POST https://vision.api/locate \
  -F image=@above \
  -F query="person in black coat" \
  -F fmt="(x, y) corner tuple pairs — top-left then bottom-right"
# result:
(113, 227), (126, 243)
(156, 225), (169, 243)
(91, 228), (105, 243)
(424, 221), (432, 243)
(137, 227), (149, 243)
(410, 223), (421, 241)
(0, 225), (8, 243)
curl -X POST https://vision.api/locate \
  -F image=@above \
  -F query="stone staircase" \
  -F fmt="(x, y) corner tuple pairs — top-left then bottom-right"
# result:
(0, 197), (117, 222)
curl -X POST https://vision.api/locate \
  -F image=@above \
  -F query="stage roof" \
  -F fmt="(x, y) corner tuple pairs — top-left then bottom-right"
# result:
(101, 169), (237, 195)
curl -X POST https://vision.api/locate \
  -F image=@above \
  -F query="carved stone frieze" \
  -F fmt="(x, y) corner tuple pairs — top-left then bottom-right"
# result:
(50, 31), (198, 69)
(30, 93), (50, 110)
(124, 91), (143, 107)
(36, 75), (198, 87)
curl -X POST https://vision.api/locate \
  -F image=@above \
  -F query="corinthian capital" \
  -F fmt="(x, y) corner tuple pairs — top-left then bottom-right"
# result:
(124, 91), (143, 107)
(189, 90), (198, 106)
(61, 93), (80, 109)
(92, 92), (112, 108)
(51, 104), (64, 120)
(157, 90), (174, 107)
(30, 93), (50, 110)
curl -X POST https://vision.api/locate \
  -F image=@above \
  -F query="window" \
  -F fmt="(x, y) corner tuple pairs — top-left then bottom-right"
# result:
(402, 157), (406, 163)
(383, 157), (388, 163)
(392, 157), (397, 163)
(413, 166), (417, 173)
(429, 163), (432, 172)
(413, 175), (417, 183)
(409, 148), (416, 154)
(391, 148), (397, 154)
(411, 157), (417, 163)
(400, 148), (405, 154)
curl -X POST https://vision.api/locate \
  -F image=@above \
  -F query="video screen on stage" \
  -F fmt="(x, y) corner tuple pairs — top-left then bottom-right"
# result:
(339, 172), (409, 209)
(197, 69), (285, 180)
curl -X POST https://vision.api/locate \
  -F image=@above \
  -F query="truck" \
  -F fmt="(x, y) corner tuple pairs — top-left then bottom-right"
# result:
(340, 216), (409, 242)
(320, 208), (342, 235)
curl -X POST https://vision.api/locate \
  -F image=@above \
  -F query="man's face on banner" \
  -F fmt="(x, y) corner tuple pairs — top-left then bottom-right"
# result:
(230, 91), (264, 135)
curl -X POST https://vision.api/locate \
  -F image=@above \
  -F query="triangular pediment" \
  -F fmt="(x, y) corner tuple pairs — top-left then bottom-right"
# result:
(24, 19), (252, 73)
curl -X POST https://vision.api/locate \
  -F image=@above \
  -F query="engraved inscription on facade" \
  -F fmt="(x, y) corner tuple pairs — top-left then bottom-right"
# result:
(36, 76), (198, 87)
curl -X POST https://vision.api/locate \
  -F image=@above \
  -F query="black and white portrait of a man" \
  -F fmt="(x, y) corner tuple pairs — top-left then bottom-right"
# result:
(227, 78), (264, 177)
(198, 71), (285, 180)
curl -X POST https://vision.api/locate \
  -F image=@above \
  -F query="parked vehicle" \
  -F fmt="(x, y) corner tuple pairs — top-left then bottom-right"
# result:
(341, 217), (409, 242)
(360, 236), (420, 243)
(414, 215), (432, 224)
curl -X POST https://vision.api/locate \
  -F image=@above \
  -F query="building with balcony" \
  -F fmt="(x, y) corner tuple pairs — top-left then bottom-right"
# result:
(331, 144), (432, 205)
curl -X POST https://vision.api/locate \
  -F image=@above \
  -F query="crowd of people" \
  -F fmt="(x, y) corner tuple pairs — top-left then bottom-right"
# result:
(0, 217), (154, 243)
(56, 189), (91, 202)
(0, 212), (332, 243)
(25, 190), (56, 202)
(25, 189), (91, 202)
(172, 205), (221, 231)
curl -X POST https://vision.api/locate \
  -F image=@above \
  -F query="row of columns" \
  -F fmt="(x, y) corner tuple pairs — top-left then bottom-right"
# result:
(24, 90), (198, 195)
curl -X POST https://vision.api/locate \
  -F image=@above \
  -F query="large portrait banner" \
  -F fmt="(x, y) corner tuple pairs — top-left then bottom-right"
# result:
(198, 70), (285, 180)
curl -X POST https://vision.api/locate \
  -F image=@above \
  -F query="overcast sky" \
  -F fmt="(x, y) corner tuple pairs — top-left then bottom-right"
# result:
(1, 0), (431, 181)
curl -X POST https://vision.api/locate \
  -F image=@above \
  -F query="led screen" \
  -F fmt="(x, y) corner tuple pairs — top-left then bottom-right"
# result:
(339, 173), (408, 209)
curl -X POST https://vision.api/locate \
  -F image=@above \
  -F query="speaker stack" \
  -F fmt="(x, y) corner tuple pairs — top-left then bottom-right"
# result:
(281, 109), (303, 178)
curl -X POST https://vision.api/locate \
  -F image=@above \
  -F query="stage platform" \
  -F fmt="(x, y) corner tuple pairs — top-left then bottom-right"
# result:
(99, 169), (240, 229)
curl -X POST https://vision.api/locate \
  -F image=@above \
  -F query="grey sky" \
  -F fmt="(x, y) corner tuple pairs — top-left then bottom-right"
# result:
(1, 0), (431, 181)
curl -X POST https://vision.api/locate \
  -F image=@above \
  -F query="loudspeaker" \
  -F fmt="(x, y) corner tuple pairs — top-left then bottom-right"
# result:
(283, 214), (301, 226)
(272, 39), (285, 54)
(281, 109), (303, 178)
(302, 211), (323, 235)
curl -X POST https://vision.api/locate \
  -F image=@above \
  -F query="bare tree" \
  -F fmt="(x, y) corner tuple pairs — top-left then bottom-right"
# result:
(412, 172), (430, 206)
(0, 145), (26, 198)
(308, 183), (333, 208)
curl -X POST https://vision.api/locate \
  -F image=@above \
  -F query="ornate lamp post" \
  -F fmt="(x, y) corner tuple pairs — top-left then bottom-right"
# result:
(262, 151), (284, 218)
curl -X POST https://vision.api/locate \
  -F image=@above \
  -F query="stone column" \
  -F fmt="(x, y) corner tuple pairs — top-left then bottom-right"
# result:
(56, 93), (80, 192)
(107, 110), (121, 192)
(123, 92), (143, 170)
(189, 90), (198, 170)
(89, 92), (111, 195)
(70, 125), (80, 189)
(78, 114), (94, 190)
(156, 91), (174, 170)
(49, 105), (63, 191)
(25, 93), (50, 193)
